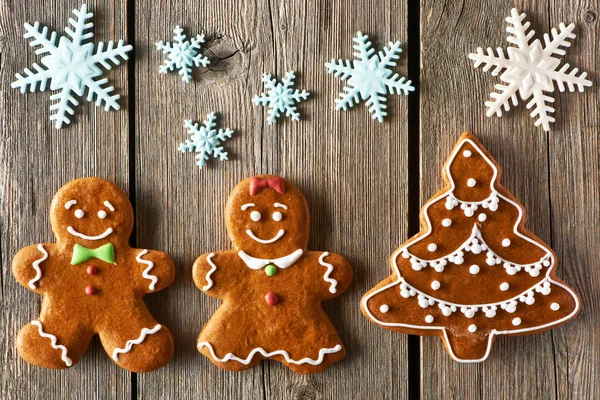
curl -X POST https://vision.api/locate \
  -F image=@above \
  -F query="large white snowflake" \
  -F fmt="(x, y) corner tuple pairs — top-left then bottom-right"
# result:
(178, 112), (234, 169)
(252, 72), (310, 124)
(325, 32), (414, 122)
(469, 8), (592, 131)
(11, 4), (132, 129)
(155, 26), (210, 84)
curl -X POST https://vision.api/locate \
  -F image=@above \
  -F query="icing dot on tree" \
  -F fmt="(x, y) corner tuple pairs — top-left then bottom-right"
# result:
(502, 238), (511, 247)
(512, 317), (521, 326)
(431, 280), (441, 290)
(428, 243), (437, 252)
(551, 303), (560, 311)
(467, 178), (477, 187)
(425, 315), (434, 323)
(478, 213), (487, 222)
(469, 264), (480, 275)
(379, 304), (389, 313)
(442, 218), (452, 227)
(468, 324), (477, 333)
(500, 282), (509, 291)
(463, 150), (472, 157)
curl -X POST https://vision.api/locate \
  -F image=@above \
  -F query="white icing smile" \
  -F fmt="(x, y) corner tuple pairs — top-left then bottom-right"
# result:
(245, 229), (285, 244)
(67, 226), (113, 240)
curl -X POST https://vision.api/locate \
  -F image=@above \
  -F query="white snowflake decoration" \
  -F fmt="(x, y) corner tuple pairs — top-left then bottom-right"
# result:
(179, 112), (234, 169)
(155, 26), (210, 83)
(252, 72), (310, 124)
(469, 8), (592, 131)
(325, 32), (414, 122)
(11, 4), (132, 129)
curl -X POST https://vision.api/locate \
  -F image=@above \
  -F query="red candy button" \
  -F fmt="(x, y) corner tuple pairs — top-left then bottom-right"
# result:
(265, 292), (279, 305)
(85, 285), (96, 295)
(86, 266), (97, 275)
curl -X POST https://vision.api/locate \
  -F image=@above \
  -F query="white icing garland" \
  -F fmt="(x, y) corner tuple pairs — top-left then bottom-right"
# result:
(198, 342), (342, 365)
(445, 191), (500, 217)
(402, 225), (551, 277)
(203, 253), (217, 291)
(28, 244), (48, 289)
(136, 249), (158, 291)
(112, 324), (162, 361)
(318, 252), (338, 294)
(31, 320), (72, 367)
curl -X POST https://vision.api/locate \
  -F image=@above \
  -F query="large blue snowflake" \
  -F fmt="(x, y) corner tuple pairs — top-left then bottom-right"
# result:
(326, 32), (414, 122)
(155, 26), (210, 84)
(11, 4), (132, 129)
(178, 112), (235, 169)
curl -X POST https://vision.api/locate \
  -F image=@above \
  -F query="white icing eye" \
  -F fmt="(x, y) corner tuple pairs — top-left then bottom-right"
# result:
(272, 211), (283, 222)
(250, 211), (261, 222)
(98, 210), (107, 219)
(74, 209), (85, 219)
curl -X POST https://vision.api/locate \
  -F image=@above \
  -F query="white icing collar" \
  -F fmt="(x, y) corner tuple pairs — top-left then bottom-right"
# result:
(238, 249), (304, 270)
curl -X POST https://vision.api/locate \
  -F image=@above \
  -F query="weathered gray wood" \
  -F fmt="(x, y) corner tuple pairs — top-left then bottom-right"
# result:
(0, 0), (131, 399)
(134, 0), (410, 398)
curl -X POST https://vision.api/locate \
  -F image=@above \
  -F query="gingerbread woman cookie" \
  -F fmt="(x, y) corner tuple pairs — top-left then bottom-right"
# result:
(12, 177), (175, 372)
(193, 175), (352, 374)
(361, 133), (580, 362)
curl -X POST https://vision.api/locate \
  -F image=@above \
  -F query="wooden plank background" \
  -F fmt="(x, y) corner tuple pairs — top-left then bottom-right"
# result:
(0, 0), (597, 399)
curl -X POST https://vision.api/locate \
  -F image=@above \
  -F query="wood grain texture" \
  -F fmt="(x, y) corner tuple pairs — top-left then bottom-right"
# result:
(0, 1), (131, 399)
(134, 0), (410, 398)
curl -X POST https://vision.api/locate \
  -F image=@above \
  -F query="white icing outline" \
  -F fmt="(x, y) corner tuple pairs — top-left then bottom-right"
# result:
(67, 226), (113, 241)
(65, 200), (77, 209)
(31, 320), (72, 367)
(28, 244), (48, 289)
(112, 324), (162, 361)
(361, 137), (580, 363)
(238, 249), (304, 270)
(318, 252), (338, 293)
(241, 203), (255, 211)
(103, 201), (115, 211)
(203, 253), (217, 291)
(198, 342), (342, 366)
(246, 229), (284, 244)
(136, 249), (157, 291)
(274, 202), (288, 209)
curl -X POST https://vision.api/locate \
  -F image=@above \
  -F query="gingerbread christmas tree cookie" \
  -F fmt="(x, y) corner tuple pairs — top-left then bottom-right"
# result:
(361, 133), (580, 362)
(12, 178), (175, 372)
(193, 175), (353, 374)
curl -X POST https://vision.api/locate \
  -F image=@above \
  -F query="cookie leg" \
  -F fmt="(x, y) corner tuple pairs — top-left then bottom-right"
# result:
(17, 318), (93, 369)
(99, 317), (174, 372)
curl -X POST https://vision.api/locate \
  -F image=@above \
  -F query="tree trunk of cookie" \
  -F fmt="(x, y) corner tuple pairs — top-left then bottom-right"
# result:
(442, 330), (493, 362)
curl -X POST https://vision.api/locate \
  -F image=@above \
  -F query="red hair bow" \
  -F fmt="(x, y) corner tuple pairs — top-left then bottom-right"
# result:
(249, 176), (285, 196)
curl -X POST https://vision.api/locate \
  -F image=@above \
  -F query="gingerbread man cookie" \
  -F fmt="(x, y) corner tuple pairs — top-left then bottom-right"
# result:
(361, 133), (580, 362)
(12, 178), (175, 372)
(193, 175), (353, 374)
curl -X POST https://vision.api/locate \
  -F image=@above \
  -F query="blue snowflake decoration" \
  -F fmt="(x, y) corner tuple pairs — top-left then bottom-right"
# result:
(178, 112), (234, 169)
(11, 4), (132, 129)
(252, 72), (310, 124)
(325, 32), (414, 122)
(156, 26), (210, 83)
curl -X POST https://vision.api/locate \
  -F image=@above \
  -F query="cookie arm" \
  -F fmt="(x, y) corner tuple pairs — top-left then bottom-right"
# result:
(12, 244), (53, 293)
(134, 249), (176, 293)
(192, 253), (225, 299)
(317, 251), (353, 299)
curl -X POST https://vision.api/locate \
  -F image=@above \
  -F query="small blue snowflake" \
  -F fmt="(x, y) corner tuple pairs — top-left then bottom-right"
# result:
(11, 4), (132, 129)
(325, 32), (414, 122)
(156, 26), (210, 83)
(178, 112), (234, 169)
(252, 72), (310, 124)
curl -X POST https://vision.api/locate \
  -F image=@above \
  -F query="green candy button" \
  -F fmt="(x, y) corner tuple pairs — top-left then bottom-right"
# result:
(265, 264), (277, 276)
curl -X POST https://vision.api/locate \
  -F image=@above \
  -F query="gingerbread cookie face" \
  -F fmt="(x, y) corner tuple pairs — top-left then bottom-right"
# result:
(12, 177), (175, 372)
(193, 175), (352, 374)
(361, 133), (580, 362)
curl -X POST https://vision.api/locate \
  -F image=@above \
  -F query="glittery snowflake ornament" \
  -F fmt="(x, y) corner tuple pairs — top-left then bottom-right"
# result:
(11, 4), (132, 129)
(252, 72), (310, 124)
(325, 32), (414, 122)
(179, 112), (234, 169)
(469, 8), (592, 131)
(156, 26), (210, 83)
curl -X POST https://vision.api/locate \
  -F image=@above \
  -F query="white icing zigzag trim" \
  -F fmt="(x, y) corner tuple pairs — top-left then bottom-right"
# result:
(112, 324), (162, 361)
(203, 253), (217, 291)
(318, 252), (338, 294)
(403, 224), (551, 277)
(137, 249), (157, 291)
(361, 137), (581, 363)
(198, 342), (342, 365)
(28, 244), (48, 289)
(31, 320), (72, 367)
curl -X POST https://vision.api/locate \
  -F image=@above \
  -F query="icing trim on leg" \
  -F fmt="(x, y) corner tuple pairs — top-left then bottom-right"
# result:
(112, 324), (162, 361)
(198, 342), (342, 365)
(31, 320), (72, 367)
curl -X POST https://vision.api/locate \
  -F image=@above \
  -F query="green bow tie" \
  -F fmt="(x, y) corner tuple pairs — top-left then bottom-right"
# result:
(71, 243), (115, 265)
